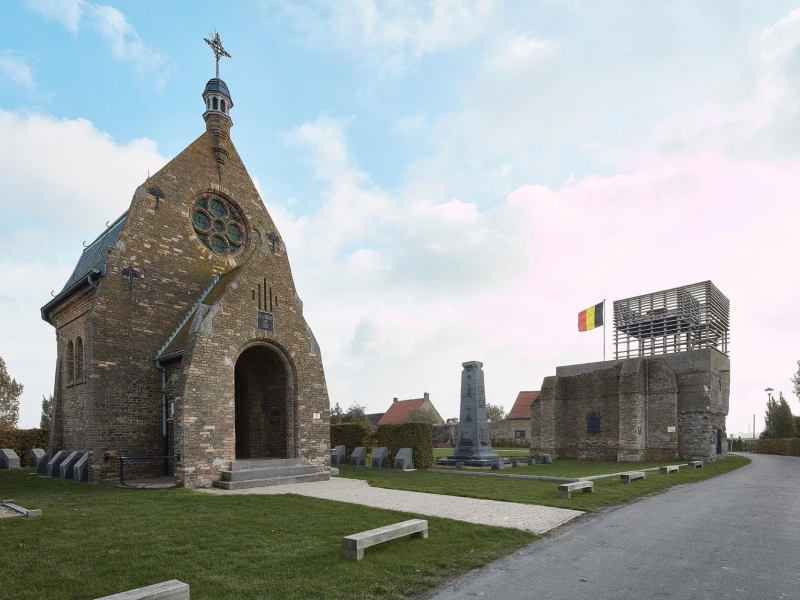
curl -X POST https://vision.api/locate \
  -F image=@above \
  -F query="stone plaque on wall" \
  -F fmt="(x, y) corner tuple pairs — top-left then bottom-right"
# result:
(587, 411), (601, 434)
(257, 310), (274, 331)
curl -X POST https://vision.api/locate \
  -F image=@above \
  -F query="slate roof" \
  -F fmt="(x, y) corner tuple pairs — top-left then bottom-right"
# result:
(366, 413), (384, 428)
(156, 267), (241, 361)
(507, 391), (540, 420)
(63, 212), (127, 291)
(378, 398), (428, 425)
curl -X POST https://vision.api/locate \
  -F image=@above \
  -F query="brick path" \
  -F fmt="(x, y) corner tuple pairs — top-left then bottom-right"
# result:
(200, 477), (583, 534)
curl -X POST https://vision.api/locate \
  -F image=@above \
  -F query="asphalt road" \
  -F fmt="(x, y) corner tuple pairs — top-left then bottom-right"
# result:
(428, 453), (800, 600)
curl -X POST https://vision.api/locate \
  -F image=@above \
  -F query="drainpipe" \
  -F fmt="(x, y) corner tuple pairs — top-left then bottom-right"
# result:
(87, 265), (106, 289)
(156, 360), (168, 476)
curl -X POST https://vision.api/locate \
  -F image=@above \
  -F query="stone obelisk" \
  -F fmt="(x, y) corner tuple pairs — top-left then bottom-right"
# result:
(445, 361), (500, 465)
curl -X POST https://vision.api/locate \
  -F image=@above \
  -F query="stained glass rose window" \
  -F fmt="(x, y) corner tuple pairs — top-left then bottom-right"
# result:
(192, 195), (246, 255)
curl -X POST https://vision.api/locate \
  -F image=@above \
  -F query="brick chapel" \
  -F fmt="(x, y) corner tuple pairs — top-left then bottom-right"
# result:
(41, 45), (331, 488)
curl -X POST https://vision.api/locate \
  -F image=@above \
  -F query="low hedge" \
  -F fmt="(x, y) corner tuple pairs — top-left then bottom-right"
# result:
(490, 437), (531, 449)
(756, 438), (800, 456)
(330, 423), (375, 461)
(0, 428), (50, 467)
(375, 422), (434, 469)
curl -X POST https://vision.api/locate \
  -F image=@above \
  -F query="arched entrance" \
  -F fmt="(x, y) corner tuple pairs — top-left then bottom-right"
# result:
(234, 344), (295, 459)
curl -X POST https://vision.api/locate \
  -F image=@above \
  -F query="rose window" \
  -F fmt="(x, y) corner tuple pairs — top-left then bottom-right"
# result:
(192, 195), (246, 255)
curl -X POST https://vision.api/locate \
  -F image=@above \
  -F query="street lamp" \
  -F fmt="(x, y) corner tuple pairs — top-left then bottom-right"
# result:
(765, 387), (774, 401)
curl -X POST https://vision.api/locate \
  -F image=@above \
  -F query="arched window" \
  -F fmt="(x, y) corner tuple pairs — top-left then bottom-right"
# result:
(213, 96), (218, 110)
(206, 97), (211, 110)
(67, 341), (74, 383)
(221, 99), (226, 113)
(75, 337), (84, 380)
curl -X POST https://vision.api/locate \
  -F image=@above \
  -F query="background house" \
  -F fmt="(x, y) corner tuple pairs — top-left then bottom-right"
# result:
(489, 391), (540, 441)
(377, 393), (444, 425)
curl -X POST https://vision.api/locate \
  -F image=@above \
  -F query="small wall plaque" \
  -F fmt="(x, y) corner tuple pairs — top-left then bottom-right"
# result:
(258, 310), (274, 331)
(667, 426), (676, 433)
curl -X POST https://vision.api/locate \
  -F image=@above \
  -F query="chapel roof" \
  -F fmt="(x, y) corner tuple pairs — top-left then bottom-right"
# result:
(507, 391), (540, 419)
(203, 78), (231, 99)
(62, 211), (127, 292)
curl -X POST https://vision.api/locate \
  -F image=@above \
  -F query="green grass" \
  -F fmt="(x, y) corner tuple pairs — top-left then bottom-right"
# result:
(338, 454), (750, 512)
(0, 470), (535, 600)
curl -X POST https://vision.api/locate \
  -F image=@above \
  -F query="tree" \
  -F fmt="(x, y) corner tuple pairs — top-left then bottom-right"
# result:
(341, 403), (369, 424)
(762, 391), (797, 439)
(330, 402), (343, 425)
(40, 394), (54, 429)
(410, 405), (440, 424)
(0, 356), (23, 429)
(485, 403), (505, 423)
(792, 360), (800, 403)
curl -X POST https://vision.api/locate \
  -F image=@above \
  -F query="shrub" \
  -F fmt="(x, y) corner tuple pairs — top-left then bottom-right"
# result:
(375, 422), (434, 469)
(0, 428), (50, 467)
(756, 438), (800, 456)
(490, 437), (530, 449)
(330, 422), (375, 461)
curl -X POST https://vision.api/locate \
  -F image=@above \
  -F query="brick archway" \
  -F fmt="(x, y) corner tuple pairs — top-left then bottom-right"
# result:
(234, 344), (296, 459)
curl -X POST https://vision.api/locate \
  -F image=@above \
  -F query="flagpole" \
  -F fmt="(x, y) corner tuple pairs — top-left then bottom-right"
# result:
(603, 299), (606, 362)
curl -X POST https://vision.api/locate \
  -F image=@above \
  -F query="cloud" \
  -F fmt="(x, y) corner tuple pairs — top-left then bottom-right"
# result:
(27, 0), (174, 87)
(487, 33), (555, 69)
(270, 0), (496, 73)
(0, 108), (167, 427)
(0, 51), (36, 89)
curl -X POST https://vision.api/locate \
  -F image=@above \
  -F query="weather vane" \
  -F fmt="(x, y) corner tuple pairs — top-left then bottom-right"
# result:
(204, 30), (231, 78)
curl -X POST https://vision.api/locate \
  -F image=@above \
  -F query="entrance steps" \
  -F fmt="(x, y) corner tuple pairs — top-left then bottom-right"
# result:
(213, 458), (330, 490)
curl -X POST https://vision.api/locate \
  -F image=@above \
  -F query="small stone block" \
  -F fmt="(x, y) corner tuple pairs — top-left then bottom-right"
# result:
(330, 445), (345, 465)
(37, 452), (51, 474)
(371, 447), (388, 468)
(350, 447), (366, 467)
(46, 451), (69, 477)
(490, 458), (504, 470)
(29, 448), (46, 468)
(620, 471), (646, 483)
(93, 579), (190, 599)
(330, 467), (339, 476)
(0, 449), (20, 469)
(528, 458), (536, 465)
(73, 453), (89, 482)
(688, 460), (703, 469)
(455, 462), (464, 469)
(557, 480), (594, 499)
(394, 448), (413, 469)
(659, 465), (680, 474)
(60, 451), (82, 479)
(540, 454), (553, 464)
(510, 458), (519, 468)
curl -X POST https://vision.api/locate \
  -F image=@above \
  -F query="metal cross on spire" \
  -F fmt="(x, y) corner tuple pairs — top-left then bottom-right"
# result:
(204, 30), (231, 79)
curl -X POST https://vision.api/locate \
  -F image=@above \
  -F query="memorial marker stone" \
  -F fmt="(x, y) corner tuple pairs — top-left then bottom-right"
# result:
(37, 451), (51, 474)
(29, 448), (46, 468)
(0, 449), (20, 469)
(394, 448), (413, 469)
(350, 447), (366, 467)
(73, 453), (89, 482)
(60, 451), (82, 479)
(437, 361), (503, 466)
(371, 447), (388, 468)
(47, 451), (69, 477)
(331, 445), (346, 465)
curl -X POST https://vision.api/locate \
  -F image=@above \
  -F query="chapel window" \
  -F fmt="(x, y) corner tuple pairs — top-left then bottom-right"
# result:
(213, 96), (218, 110)
(221, 99), (226, 113)
(191, 195), (247, 255)
(67, 341), (74, 383)
(206, 97), (211, 110)
(75, 337), (84, 379)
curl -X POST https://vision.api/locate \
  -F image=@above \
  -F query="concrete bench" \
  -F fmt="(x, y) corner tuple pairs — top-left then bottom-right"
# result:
(94, 580), (189, 599)
(342, 519), (428, 561)
(687, 461), (703, 469)
(557, 480), (594, 499)
(659, 465), (680, 474)
(620, 471), (646, 483)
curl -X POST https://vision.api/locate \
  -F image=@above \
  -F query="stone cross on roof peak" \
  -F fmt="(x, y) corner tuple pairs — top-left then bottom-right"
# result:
(204, 30), (231, 79)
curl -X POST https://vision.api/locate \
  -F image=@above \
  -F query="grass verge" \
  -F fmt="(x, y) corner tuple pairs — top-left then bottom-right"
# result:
(338, 454), (751, 512)
(0, 470), (535, 600)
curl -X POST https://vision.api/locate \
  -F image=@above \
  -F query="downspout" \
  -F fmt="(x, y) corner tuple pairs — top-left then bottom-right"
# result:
(156, 360), (168, 476)
(87, 265), (106, 289)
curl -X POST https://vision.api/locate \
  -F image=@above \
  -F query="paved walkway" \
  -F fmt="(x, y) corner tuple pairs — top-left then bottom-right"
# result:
(428, 453), (800, 599)
(200, 476), (582, 534)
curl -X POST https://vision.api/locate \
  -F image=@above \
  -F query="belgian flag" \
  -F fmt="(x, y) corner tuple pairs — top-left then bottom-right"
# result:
(578, 301), (604, 332)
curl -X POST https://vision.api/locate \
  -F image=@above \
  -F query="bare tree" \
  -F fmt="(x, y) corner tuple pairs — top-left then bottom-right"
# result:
(485, 403), (506, 423)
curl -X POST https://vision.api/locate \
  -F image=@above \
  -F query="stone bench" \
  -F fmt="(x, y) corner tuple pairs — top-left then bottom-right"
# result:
(659, 465), (680, 474)
(687, 461), (703, 469)
(557, 480), (594, 499)
(342, 519), (428, 561)
(620, 471), (646, 483)
(94, 580), (189, 599)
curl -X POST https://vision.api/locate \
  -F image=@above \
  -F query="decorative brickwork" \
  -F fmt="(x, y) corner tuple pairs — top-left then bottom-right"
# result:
(41, 76), (330, 487)
(530, 348), (729, 462)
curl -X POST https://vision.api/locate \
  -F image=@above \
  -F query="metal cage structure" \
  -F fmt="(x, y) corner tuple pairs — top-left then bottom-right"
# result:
(613, 281), (729, 359)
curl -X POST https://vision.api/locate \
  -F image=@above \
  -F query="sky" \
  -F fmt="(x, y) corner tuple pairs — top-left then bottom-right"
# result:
(1, 0), (800, 435)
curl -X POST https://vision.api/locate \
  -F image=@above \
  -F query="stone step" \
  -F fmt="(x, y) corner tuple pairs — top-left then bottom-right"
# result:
(229, 458), (302, 471)
(213, 471), (330, 490)
(220, 465), (318, 482)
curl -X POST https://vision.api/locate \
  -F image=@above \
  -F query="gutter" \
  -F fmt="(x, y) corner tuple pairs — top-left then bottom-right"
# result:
(41, 265), (106, 322)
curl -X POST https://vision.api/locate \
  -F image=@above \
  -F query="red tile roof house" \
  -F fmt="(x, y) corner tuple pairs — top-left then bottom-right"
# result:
(489, 391), (540, 441)
(377, 393), (445, 425)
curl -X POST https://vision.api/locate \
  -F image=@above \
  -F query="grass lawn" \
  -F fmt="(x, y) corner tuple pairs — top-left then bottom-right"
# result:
(338, 454), (751, 512)
(0, 469), (535, 600)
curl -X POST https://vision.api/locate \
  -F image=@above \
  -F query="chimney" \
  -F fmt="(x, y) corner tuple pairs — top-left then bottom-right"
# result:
(424, 392), (429, 401)
(393, 397), (398, 403)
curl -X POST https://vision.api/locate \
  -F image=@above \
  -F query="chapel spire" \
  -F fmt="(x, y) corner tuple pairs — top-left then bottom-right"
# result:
(202, 31), (233, 164)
